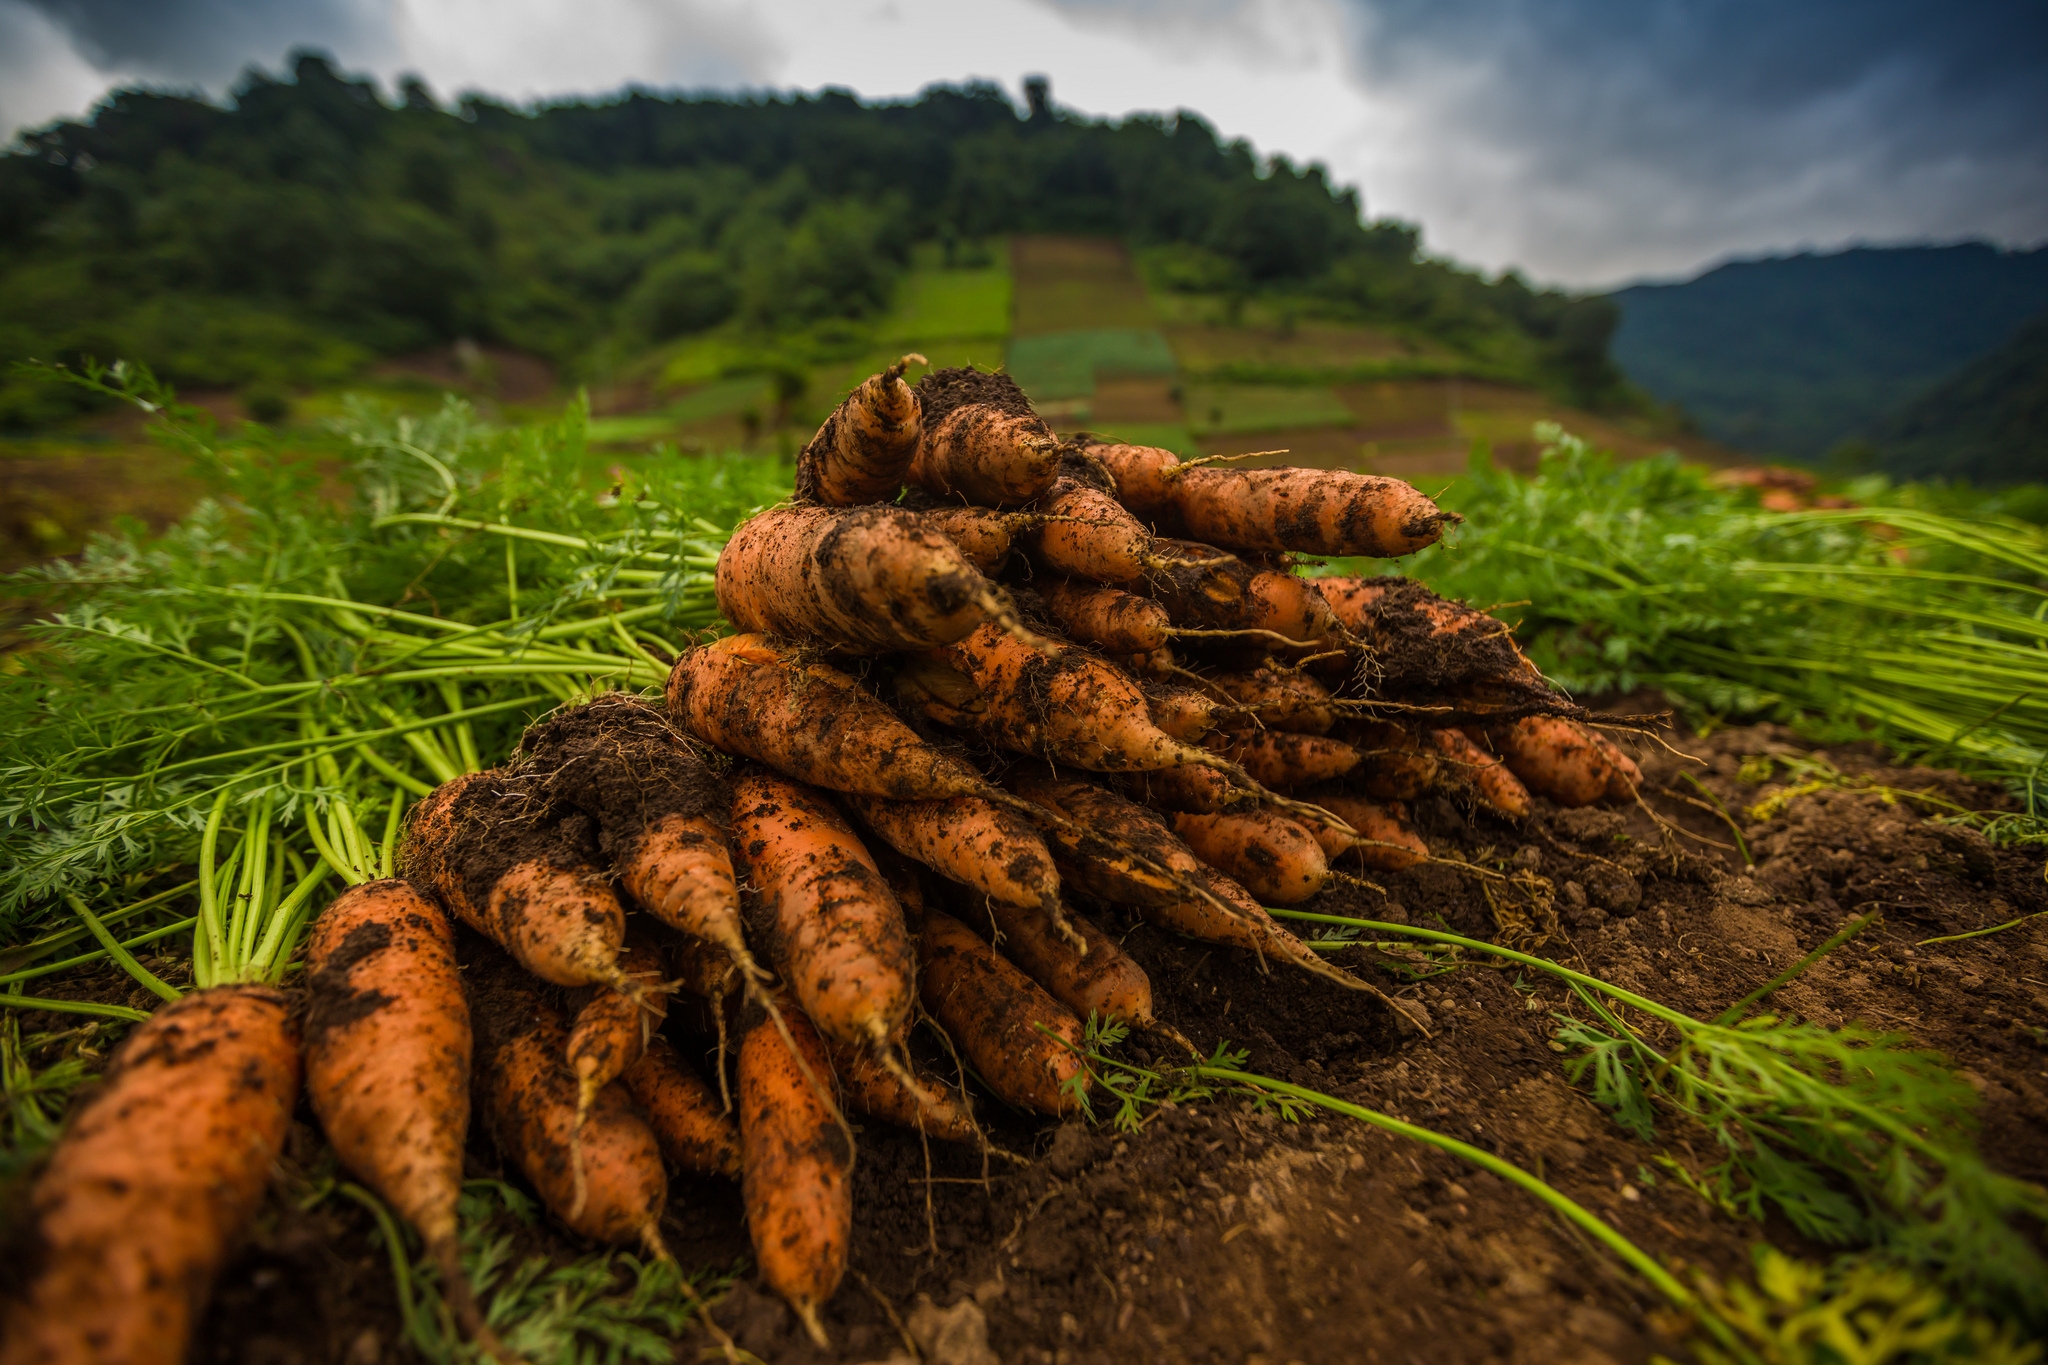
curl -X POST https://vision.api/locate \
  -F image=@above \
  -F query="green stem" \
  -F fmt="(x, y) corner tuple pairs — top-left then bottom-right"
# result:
(67, 897), (182, 1002)
(1918, 910), (2048, 947)
(355, 744), (435, 798)
(0, 991), (151, 1023)
(1190, 1067), (1755, 1363)
(1712, 913), (1875, 1026)
(0, 918), (196, 987)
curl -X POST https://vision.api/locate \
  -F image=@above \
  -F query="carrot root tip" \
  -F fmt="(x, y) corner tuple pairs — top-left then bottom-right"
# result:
(793, 1299), (831, 1348)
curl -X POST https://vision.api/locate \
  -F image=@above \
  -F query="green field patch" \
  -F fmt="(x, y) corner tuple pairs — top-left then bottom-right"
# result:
(588, 375), (771, 444)
(1012, 237), (1156, 334)
(1007, 329), (1177, 402)
(882, 253), (1011, 342)
(1182, 382), (1355, 437)
(1079, 421), (1196, 455)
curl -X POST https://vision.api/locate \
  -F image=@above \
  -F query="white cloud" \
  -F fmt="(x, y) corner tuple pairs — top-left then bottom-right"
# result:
(0, 1), (137, 143)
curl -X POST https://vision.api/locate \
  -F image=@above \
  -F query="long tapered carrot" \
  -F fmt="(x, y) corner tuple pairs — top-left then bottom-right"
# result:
(959, 896), (1156, 1033)
(1209, 729), (1361, 790)
(738, 991), (851, 1346)
(796, 355), (924, 505)
(623, 1034), (741, 1178)
(729, 773), (917, 1060)
(919, 910), (1088, 1117)
(716, 502), (1017, 653)
(468, 954), (666, 1249)
(303, 880), (502, 1356)
(1087, 441), (1450, 557)
(827, 1035), (981, 1143)
(670, 635), (1003, 803)
(909, 367), (1062, 506)
(1291, 795), (1430, 871)
(1171, 809), (1330, 905)
(1427, 726), (1533, 818)
(845, 792), (1066, 925)
(2, 987), (299, 1365)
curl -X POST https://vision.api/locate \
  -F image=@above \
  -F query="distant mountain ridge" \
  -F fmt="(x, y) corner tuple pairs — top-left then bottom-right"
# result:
(1608, 242), (2048, 468)
(1867, 313), (2048, 484)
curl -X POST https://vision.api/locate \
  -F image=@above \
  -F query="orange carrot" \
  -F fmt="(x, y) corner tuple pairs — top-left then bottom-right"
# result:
(403, 772), (629, 991)
(1, 988), (298, 1365)
(303, 880), (499, 1354)
(1144, 866), (1398, 1003)
(795, 355), (924, 505)
(1209, 729), (1360, 790)
(1292, 795), (1429, 871)
(738, 991), (851, 1345)
(622, 1034), (741, 1178)
(1490, 716), (1620, 807)
(1087, 442), (1449, 557)
(1427, 726), (1532, 818)
(960, 898), (1156, 1032)
(919, 910), (1087, 1117)
(918, 505), (1035, 574)
(1345, 721), (1441, 800)
(826, 1036), (981, 1143)
(1315, 574), (1539, 689)
(845, 792), (1064, 922)
(1122, 761), (1258, 814)
(670, 635), (1005, 804)
(1039, 578), (1172, 654)
(715, 502), (1013, 652)
(1204, 666), (1336, 734)
(1143, 681), (1238, 744)
(1170, 810), (1329, 904)
(729, 773), (917, 1058)
(1011, 776), (1228, 906)
(567, 939), (671, 1125)
(1145, 540), (1341, 647)
(1022, 471), (1165, 583)
(1588, 729), (1644, 800)
(469, 957), (666, 1248)
(909, 367), (1062, 506)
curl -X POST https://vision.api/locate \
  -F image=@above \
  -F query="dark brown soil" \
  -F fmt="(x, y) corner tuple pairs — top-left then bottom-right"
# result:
(7, 712), (2046, 1364)
(916, 368), (1041, 431)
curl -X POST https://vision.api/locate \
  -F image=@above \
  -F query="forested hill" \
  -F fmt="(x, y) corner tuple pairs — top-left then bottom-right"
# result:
(1609, 243), (2048, 465)
(0, 54), (1625, 427)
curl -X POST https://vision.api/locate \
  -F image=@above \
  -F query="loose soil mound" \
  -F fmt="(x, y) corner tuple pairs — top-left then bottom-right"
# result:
(11, 709), (2045, 1364)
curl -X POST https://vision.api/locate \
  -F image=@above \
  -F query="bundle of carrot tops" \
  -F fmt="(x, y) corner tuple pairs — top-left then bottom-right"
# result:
(4, 360), (1647, 1364)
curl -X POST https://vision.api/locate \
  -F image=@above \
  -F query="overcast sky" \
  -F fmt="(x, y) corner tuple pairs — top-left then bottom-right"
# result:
(3, 0), (2043, 288)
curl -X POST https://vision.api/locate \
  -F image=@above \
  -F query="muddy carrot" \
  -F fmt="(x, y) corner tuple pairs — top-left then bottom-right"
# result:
(919, 505), (1036, 574)
(960, 897), (1156, 1032)
(845, 793), (1064, 922)
(567, 938), (672, 1126)
(1292, 795), (1429, 871)
(826, 1036), (981, 1143)
(919, 910), (1087, 1117)
(1427, 727), (1532, 818)
(1171, 810), (1330, 905)
(623, 1035), (741, 1178)
(1490, 716), (1619, 807)
(1210, 729), (1361, 790)
(1039, 578), (1173, 654)
(796, 355), (924, 505)
(1345, 721), (1442, 800)
(909, 367), (1062, 506)
(1204, 666), (1337, 734)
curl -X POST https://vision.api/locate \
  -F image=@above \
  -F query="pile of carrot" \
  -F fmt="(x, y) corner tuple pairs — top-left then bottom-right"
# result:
(3, 362), (1647, 1362)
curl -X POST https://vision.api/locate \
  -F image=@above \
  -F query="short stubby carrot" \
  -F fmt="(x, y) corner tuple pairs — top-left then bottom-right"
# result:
(1171, 810), (1329, 905)
(303, 880), (499, 1352)
(846, 792), (1063, 918)
(468, 954), (666, 1248)
(1314, 574), (1539, 692)
(918, 505), (1035, 574)
(670, 635), (1004, 805)
(1086, 441), (1450, 558)
(623, 1034), (741, 1178)
(1427, 727), (1532, 818)
(567, 938), (671, 1122)
(795, 355), (924, 505)
(1146, 541), (1340, 648)
(1344, 721), (1442, 801)
(715, 502), (1009, 653)
(1292, 794), (1429, 871)
(3, 986), (299, 1365)
(1210, 729), (1360, 791)
(1204, 666), (1336, 734)
(1490, 715), (1622, 807)
(909, 367), (1062, 506)
(1121, 761), (1258, 815)
(919, 910), (1087, 1117)
(402, 771), (628, 990)
(1039, 579), (1172, 655)
(729, 772), (917, 1057)
(1024, 470), (1164, 583)
(738, 991), (852, 1346)
(1142, 681), (1239, 744)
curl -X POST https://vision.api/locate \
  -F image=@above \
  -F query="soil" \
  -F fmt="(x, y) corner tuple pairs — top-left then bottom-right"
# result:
(6, 709), (2045, 1364)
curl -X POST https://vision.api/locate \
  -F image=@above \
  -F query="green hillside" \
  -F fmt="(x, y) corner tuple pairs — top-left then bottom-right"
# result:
(1866, 313), (2048, 483)
(1, 55), (1629, 430)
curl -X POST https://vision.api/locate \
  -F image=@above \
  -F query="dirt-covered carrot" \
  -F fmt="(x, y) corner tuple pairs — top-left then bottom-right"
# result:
(670, 635), (1005, 804)
(1204, 666), (1337, 734)
(826, 1036), (981, 1143)
(1588, 729), (1644, 800)
(1170, 810), (1329, 904)
(1123, 761), (1258, 814)
(918, 505), (1036, 574)
(567, 938), (671, 1126)
(845, 793), (1065, 924)
(469, 953), (666, 1248)
(1292, 795), (1429, 871)
(961, 897), (1156, 1033)
(1040, 579), (1173, 654)
(909, 367), (1062, 506)
(919, 910), (1087, 1117)
(1315, 574), (1539, 691)
(715, 502), (1015, 653)
(404, 771), (628, 990)
(1143, 681), (1239, 743)
(303, 880), (501, 1355)
(1087, 441), (1449, 558)
(1145, 540), (1341, 647)
(738, 991), (851, 1345)
(623, 1034), (741, 1178)
(796, 355), (924, 505)
(1344, 721), (1442, 801)
(730, 773), (917, 1059)
(1023, 465), (1172, 583)
(1427, 727), (1532, 818)
(901, 622), (1241, 776)
(1148, 866), (1409, 1010)
(1490, 716), (1621, 807)
(1012, 776), (1225, 905)
(1209, 729), (1360, 790)
(1, 988), (299, 1365)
